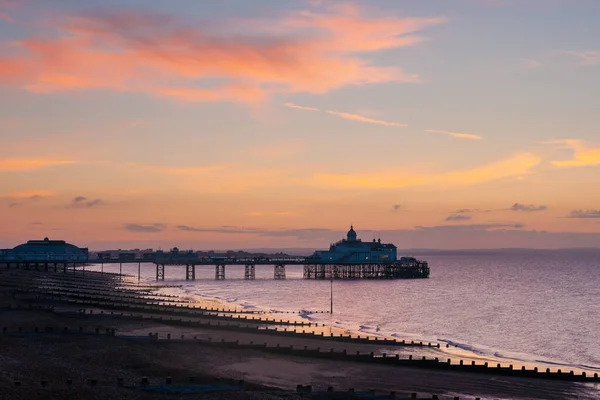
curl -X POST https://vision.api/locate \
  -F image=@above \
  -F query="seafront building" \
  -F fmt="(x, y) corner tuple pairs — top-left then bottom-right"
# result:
(0, 237), (89, 262)
(308, 226), (398, 263)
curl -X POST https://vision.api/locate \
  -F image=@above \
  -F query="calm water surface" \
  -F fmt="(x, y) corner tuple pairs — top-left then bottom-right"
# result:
(91, 251), (600, 372)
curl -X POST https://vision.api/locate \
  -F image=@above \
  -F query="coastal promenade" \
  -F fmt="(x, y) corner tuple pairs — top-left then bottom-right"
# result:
(1, 267), (598, 400)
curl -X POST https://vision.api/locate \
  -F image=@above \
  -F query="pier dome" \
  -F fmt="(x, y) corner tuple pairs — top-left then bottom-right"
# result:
(347, 225), (357, 241)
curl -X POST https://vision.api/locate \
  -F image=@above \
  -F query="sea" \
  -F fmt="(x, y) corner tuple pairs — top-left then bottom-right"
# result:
(88, 250), (600, 374)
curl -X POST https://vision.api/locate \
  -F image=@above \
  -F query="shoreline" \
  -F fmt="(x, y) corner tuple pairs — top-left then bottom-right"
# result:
(147, 273), (600, 376)
(1, 267), (599, 399)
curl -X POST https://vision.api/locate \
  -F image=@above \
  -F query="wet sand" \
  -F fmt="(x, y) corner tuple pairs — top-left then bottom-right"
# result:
(1, 268), (598, 400)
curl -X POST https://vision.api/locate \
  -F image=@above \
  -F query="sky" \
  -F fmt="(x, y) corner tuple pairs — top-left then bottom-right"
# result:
(1, 0), (600, 251)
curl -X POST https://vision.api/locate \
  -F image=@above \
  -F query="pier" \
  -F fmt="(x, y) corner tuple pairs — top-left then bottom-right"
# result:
(92, 256), (430, 281)
(0, 235), (430, 281)
(0, 257), (430, 281)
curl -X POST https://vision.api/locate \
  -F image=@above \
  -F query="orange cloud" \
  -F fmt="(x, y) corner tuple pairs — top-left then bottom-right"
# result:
(0, 4), (445, 102)
(326, 110), (408, 127)
(545, 139), (600, 167)
(0, 158), (77, 171)
(283, 4), (445, 54)
(153, 83), (267, 103)
(425, 129), (483, 140)
(309, 153), (540, 189)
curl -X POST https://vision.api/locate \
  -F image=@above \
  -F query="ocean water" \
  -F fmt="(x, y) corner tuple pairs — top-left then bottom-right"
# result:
(89, 250), (600, 372)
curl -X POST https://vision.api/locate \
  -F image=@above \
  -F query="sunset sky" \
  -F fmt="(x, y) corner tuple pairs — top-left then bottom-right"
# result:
(1, 0), (600, 250)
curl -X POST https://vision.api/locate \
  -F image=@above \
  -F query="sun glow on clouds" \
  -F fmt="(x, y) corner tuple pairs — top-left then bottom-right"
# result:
(545, 140), (600, 168)
(309, 153), (540, 189)
(0, 4), (445, 102)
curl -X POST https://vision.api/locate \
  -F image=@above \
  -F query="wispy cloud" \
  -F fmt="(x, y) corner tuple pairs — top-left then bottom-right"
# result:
(132, 163), (224, 175)
(66, 196), (105, 209)
(283, 102), (407, 127)
(246, 211), (297, 217)
(177, 225), (264, 234)
(509, 203), (547, 212)
(567, 209), (600, 219)
(326, 110), (408, 127)
(0, 0), (18, 23)
(284, 102), (319, 112)
(1, 190), (56, 199)
(522, 58), (542, 69)
(260, 228), (336, 239)
(445, 214), (472, 221)
(563, 51), (600, 67)
(425, 129), (482, 140)
(0, 158), (77, 172)
(0, 11), (14, 23)
(544, 139), (600, 168)
(417, 223), (524, 230)
(308, 153), (540, 189)
(124, 223), (166, 233)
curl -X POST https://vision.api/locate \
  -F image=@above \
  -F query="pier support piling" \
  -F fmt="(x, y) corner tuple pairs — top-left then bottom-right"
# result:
(274, 264), (286, 280)
(156, 264), (165, 280)
(215, 264), (225, 280)
(186, 264), (196, 280)
(244, 264), (255, 280)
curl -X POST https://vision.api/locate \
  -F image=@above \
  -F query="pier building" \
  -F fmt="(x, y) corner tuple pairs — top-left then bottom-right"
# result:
(0, 238), (88, 262)
(308, 226), (397, 263)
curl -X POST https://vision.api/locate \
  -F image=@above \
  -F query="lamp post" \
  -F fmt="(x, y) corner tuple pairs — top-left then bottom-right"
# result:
(330, 273), (333, 314)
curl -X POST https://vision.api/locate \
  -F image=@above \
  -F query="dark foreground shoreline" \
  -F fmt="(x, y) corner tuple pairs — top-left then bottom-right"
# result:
(0, 268), (598, 400)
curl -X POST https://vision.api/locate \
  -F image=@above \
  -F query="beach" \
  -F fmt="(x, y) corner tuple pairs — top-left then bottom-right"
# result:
(1, 267), (599, 400)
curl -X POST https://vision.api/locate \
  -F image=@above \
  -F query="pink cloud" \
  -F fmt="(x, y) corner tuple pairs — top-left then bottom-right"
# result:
(0, 4), (445, 102)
